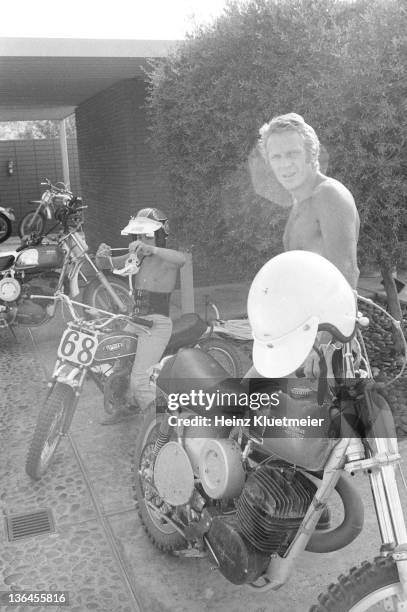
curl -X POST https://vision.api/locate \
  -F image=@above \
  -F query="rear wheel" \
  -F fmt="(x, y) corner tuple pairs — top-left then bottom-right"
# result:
(25, 383), (75, 480)
(310, 556), (402, 611)
(131, 406), (186, 551)
(0, 213), (12, 243)
(18, 211), (46, 238)
(199, 337), (246, 377)
(82, 274), (134, 317)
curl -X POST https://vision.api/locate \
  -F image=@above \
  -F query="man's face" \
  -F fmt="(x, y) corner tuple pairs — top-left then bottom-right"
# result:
(265, 130), (314, 192)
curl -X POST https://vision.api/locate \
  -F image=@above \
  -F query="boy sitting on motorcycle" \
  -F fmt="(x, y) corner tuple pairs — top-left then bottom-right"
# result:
(96, 207), (186, 424)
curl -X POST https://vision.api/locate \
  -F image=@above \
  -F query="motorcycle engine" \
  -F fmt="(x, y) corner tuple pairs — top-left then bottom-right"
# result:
(206, 462), (317, 584)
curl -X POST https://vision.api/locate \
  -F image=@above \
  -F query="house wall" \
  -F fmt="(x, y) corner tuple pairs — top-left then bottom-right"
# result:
(75, 78), (170, 252)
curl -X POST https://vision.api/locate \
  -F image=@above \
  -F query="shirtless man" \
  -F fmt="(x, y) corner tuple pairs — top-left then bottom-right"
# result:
(259, 113), (360, 377)
(96, 208), (185, 424)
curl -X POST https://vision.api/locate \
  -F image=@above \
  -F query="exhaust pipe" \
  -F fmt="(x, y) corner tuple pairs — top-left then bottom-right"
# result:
(306, 474), (364, 553)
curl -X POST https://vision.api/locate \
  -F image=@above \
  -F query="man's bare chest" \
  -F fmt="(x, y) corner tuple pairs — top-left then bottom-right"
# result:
(134, 257), (176, 290)
(283, 201), (321, 250)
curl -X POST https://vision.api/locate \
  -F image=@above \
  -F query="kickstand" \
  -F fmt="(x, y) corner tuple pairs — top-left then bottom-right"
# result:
(8, 324), (18, 342)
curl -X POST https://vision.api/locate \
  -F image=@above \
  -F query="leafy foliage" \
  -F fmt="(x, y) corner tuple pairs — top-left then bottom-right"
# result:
(0, 116), (77, 140)
(146, 0), (407, 282)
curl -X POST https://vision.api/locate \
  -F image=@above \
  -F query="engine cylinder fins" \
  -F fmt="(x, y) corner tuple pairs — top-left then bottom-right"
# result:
(198, 438), (245, 499)
(236, 464), (317, 555)
(154, 441), (194, 506)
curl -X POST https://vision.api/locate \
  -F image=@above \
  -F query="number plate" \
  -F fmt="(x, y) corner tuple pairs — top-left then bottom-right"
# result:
(57, 329), (98, 366)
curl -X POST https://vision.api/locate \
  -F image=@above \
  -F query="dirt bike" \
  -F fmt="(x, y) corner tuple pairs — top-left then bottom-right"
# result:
(0, 189), (131, 329)
(0, 204), (15, 243)
(83, 252), (247, 378)
(132, 295), (407, 611)
(25, 291), (243, 479)
(18, 178), (73, 238)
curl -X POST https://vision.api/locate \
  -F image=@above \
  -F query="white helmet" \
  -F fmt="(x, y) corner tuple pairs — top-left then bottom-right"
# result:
(121, 216), (162, 236)
(248, 251), (357, 378)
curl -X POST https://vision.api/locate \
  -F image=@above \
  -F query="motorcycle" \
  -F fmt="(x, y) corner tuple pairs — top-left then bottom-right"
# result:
(25, 289), (245, 479)
(18, 178), (72, 238)
(132, 294), (407, 611)
(0, 205), (15, 243)
(0, 190), (132, 329)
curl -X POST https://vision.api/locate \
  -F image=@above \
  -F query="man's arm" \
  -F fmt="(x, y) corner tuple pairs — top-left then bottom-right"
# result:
(153, 246), (186, 268)
(313, 180), (360, 289)
(129, 240), (186, 268)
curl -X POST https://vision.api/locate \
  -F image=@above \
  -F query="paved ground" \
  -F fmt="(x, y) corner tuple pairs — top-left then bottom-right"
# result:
(2, 236), (407, 611)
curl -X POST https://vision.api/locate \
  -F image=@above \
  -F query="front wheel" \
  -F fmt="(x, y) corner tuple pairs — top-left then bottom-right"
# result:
(131, 406), (186, 551)
(310, 556), (402, 611)
(82, 274), (134, 316)
(18, 211), (46, 238)
(199, 337), (246, 378)
(0, 213), (12, 243)
(25, 383), (76, 480)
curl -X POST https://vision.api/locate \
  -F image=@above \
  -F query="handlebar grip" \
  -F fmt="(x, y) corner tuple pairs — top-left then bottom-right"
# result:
(16, 244), (26, 252)
(132, 315), (154, 328)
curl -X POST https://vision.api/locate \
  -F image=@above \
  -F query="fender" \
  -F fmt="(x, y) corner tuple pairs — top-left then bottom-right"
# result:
(53, 362), (82, 388)
(0, 207), (15, 221)
(67, 260), (88, 297)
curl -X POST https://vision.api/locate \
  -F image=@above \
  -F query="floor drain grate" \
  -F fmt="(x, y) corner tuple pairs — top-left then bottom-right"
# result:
(5, 509), (55, 541)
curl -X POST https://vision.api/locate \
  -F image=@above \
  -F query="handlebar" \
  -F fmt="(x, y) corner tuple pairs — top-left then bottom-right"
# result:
(40, 178), (72, 196)
(30, 293), (153, 332)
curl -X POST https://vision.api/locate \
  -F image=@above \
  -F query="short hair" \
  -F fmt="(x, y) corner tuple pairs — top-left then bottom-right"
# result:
(259, 113), (320, 171)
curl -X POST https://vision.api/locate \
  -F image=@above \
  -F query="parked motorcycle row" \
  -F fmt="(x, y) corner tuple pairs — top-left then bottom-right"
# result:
(4, 181), (407, 610)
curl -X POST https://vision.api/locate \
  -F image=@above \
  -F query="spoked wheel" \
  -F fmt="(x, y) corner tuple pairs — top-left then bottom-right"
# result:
(310, 556), (403, 611)
(199, 337), (246, 378)
(0, 213), (12, 243)
(18, 211), (46, 238)
(82, 274), (134, 319)
(25, 383), (75, 480)
(131, 406), (185, 551)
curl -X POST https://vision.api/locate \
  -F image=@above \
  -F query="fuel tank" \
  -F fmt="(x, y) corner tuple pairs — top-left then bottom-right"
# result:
(15, 245), (64, 270)
(93, 332), (138, 362)
(249, 378), (339, 471)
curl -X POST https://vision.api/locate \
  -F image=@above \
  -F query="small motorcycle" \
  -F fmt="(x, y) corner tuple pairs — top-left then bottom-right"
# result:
(18, 179), (71, 238)
(25, 292), (239, 479)
(0, 205), (15, 243)
(132, 295), (407, 611)
(0, 193), (132, 329)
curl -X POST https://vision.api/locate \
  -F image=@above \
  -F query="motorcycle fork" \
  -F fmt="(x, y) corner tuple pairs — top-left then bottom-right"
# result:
(68, 234), (129, 313)
(251, 437), (349, 592)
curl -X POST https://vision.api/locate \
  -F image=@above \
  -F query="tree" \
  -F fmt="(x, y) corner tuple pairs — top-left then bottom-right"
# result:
(146, 0), (407, 304)
(0, 116), (77, 140)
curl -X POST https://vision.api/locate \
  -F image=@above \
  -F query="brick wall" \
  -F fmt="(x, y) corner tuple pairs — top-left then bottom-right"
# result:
(75, 78), (170, 253)
(0, 139), (80, 225)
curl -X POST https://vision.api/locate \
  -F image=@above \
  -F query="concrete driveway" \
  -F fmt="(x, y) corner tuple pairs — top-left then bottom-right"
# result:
(1, 316), (407, 612)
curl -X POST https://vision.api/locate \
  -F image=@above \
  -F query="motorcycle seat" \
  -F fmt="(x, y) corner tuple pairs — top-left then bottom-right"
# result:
(157, 348), (245, 417)
(166, 313), (207, 352)
(0, 255), (15, 271)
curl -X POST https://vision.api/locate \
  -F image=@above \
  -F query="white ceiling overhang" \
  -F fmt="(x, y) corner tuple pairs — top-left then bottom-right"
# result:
(0, 37), (178, 120)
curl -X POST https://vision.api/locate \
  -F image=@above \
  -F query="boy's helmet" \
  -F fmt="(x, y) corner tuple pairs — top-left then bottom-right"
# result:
(121, 208), (169, 247)
(247, 251), (357, 377)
